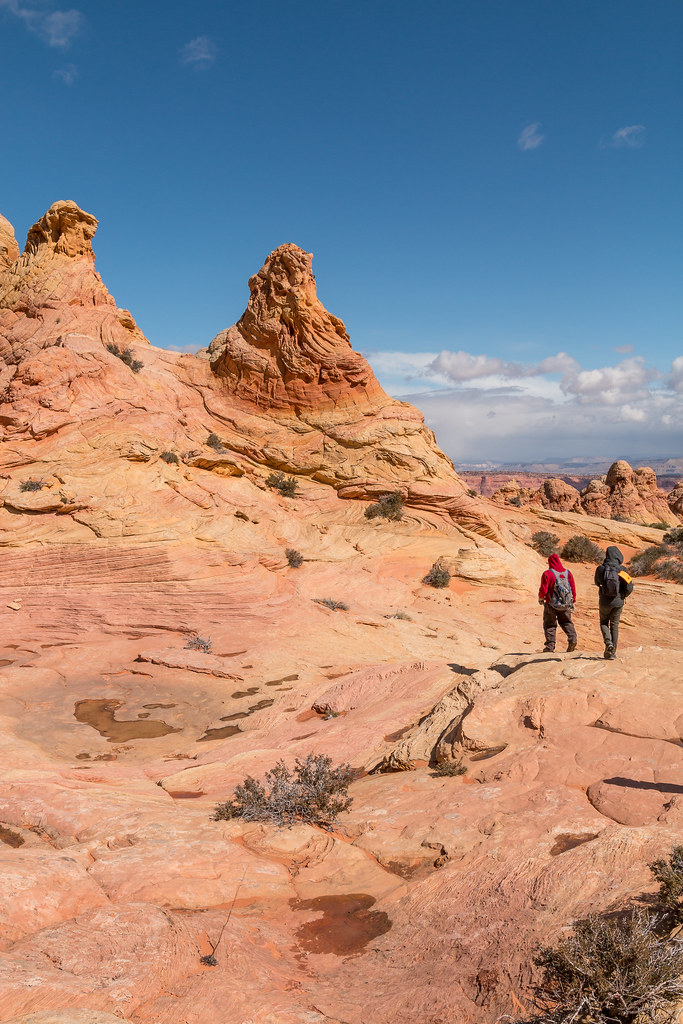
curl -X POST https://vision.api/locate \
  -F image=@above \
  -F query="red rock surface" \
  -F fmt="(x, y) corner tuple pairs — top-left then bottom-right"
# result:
(1, 201), (682, 1024)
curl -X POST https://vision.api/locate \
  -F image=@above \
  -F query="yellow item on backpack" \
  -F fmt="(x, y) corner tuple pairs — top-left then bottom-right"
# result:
(618, 569), (632, 584)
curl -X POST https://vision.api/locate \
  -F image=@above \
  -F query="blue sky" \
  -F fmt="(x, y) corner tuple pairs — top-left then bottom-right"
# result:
(1, 0), (682, 464)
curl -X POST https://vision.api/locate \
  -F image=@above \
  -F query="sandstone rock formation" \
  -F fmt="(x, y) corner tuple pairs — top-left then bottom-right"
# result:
(0, 215), (19, 270)
(0, 200), (146, 368)
(531, 476), (583, 513)
(490, 478), (534, 506)
(578, 460), (679, 525)
(667, 481), (683, 518)
(1, 199), (682, 1024)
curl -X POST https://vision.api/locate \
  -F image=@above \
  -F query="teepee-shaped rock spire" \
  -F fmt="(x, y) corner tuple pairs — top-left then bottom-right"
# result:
(0, 214), (19, 270)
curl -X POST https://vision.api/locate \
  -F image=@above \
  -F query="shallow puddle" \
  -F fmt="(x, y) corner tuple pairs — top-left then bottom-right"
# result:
(197, 724), (241, 742)
(0, 824), (25, 848)
(74, 699), (180, 742)
(292, 893), (391, 956)
(550, 833), (599, 856)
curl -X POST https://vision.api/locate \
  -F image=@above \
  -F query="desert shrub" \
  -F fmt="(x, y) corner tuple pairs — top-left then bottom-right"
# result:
(184, 635), (212, 653)
(432, 760), (466, 777)
(106, 343), (143, 373)
(19, 478), (46, 492)
(364, 491), (405, 522)
(530, 531), (560, 557)
(266, 471), (298, 497)
(314, 598), (348, 611)
(650, 845), (683, 921)
(663, 526), (683, 545)
(630, 544), (683, 582)
(206, 432), (226, 452)
(212, 753), (353, 828)
(655, 560), (683, 584)
(514, 911), (683, 1024)
(467, 488), (477, 497)
(384, 610), (412, 621)
(509, 495), (522, 507)
(422, 563), (451, 588)
(285, 548), (303, 568)
(160, 451), (179, 464)
(646, 521), (669, 530)
(560, 535), (604, 564)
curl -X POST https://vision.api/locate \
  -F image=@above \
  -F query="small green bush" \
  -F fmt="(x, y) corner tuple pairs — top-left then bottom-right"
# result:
(646, 521), (669, 530)
(423, 563), (451, 588)
(432, 760), (466, 777)
(106, 343), (143, 373)
(530, 531), (560, 557)
(514, 911), (683, 1024)
(161, 451), (179, 464)
(266, 471), (298, 497)
(285, 548), (303, 568)
(467, 488), (477, 497)
(206, 432), (226, 452)
(630, 542), (683, 582)
(508, 495), (522, 507)
(650, 845), (683, 921)
(560, 535), (604, 564)
(212, 753), (353, 828)
(184, 635), (212, 653)
(662, 526), (683, 545)
(19, 478), (46, 492)
(314, 598), (348, 611)
(364, 491), (405, 522)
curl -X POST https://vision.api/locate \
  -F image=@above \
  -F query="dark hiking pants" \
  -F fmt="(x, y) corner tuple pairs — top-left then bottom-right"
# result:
(542, 605), (577, 651)
(599, 603), (622, 652)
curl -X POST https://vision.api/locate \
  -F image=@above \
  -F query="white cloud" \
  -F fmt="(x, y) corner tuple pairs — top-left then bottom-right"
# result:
(614, 344), (634, 354)
(517, 122), (545, 151)
(180, 35), (217, 68)
(366, 346), (682, 463)
(612, 125), (645, 148)
(0, 0), (83, 47)
(53, 61), (77, 84)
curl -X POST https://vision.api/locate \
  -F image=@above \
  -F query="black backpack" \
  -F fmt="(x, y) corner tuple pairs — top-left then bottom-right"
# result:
(600, 564), (620, 599)
(550, 569), (574, 610)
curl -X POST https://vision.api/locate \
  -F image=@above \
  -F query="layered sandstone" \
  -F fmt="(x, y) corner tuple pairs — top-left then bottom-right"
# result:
(579, 460), (679, 525)
(0, 200), (146, 368)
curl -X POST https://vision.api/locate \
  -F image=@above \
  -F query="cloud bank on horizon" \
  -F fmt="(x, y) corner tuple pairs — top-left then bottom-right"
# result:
(367, 348), (683, 465)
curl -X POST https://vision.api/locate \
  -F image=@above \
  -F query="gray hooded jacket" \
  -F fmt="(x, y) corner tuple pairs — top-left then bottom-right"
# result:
(594, 545), (634, 609)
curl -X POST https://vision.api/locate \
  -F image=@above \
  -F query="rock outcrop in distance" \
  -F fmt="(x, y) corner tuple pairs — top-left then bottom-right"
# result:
(0, 201), (499, 541)
(492, 459), (681, 526)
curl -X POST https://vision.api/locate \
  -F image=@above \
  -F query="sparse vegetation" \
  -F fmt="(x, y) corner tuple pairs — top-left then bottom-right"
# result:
(422, 563), (451, 588)
(650, 845), (683, 921)
(530, 531), (560, 557)
(106, 343), (143, 373)
(384, 610), (412, 621)
(646, 521), (670, 530)
(467, 488), (477, 497)
(314, 598), (348, 611)
(160, 451), (179, 464)
(184, 635), (212, 653)
(206, 432), (226, 452)
(285, 548), (303, 568)
(432, 760), (466, 777)
(560, 535), (604, 564)
(212, 753), (354, 828)
(266, 471), (298, 497)
(509, 495), (522, 507)
(364, 491), (405, 522)
(514, 910), (683, 1024)
(630, 532), (683, 583)
(19, 478), (46, 492)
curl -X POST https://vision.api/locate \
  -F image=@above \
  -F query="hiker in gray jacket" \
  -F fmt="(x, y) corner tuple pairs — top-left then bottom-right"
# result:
(594, 545), (633, 660)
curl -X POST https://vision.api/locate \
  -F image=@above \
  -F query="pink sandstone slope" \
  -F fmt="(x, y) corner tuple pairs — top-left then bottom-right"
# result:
(0, 200), (682, 1024)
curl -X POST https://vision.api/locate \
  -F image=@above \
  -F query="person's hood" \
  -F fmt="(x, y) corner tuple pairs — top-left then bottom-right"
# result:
(548, 553), (565, 572)
(605, 545), (624, 565)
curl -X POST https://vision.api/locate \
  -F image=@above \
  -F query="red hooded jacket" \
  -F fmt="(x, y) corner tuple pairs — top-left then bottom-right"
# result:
(539, 553), (576, 604)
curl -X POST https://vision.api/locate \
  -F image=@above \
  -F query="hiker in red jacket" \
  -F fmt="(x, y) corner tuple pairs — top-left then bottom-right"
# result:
(538, 553), (577, 653)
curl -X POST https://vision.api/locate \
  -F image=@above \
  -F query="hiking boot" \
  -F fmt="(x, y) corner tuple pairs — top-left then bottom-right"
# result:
(567, 642), (577, 652)
(542, 647), (554, 653)
(603, 644), (614, 660)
